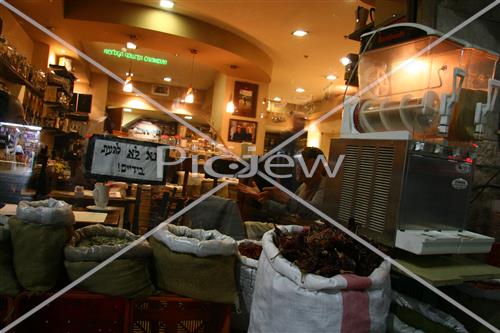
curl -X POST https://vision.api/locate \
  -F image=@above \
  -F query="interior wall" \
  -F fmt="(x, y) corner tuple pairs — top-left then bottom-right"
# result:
(74, 73), (109, 134)
(0, 6), (33, 62)
(305, 94), (345, 157)
(210, 73), (268, 156)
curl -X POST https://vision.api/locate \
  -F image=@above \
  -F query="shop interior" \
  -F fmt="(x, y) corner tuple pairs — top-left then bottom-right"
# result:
(1, 0), (500, 332)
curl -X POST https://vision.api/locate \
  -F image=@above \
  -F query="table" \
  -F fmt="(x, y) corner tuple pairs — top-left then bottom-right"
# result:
(21, 189), (136, 230)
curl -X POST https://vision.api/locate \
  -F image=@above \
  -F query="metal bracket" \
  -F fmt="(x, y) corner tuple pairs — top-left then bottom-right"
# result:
(475, 78), (500, 134)
(439, 67), (466, 134)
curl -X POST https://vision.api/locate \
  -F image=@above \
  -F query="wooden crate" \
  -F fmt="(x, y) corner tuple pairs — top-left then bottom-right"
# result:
(1, 296), (14, 328)
(12, 290), (130, 333)
(130, 294), (231, 333)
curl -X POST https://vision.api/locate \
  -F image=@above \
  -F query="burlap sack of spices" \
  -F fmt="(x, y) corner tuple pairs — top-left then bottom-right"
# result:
(151, 224), (237, 303)
(64, 224), (155, 298)
(0, 220), (20, 296)
(9, 199), (74, 292)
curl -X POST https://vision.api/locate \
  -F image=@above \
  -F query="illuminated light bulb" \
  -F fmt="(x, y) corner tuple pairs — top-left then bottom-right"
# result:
(273, 96), (282, 102)
(163, 76), (172, 82)
(340, 57), (351, 66)
(126, 41), (137, 50)
(184, 115), (193, 120)
(160, 0), (174, 8)
(184, 87), (194, 104)
(296, 87), (305, 93)
(326, 74), (337, 81)
(226, 100), (235, 113)
(292, 30), (309, 37)
(123, 75), (134, 92)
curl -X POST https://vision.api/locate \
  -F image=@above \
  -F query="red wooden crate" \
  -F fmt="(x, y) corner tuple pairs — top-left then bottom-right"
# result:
(12, 290), (130, 333)
(130, 294), (231, 333)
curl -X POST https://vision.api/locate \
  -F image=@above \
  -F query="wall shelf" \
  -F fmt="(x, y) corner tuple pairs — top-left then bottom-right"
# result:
(0, 57), (44, 98)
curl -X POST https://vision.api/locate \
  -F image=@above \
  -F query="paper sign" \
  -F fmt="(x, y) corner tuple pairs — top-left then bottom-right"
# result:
(85, 135), (168, 184)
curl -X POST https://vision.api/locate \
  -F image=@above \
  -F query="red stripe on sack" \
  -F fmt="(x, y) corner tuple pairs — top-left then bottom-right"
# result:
(342, 274), (372, 290)
(341, 290), (370, 333)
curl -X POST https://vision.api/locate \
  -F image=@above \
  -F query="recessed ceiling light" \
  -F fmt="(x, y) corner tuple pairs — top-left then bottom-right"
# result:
(292, 30), (309, 37)
(123, 108), (133, 112)
(126, 41), (137, 50)
(160, 0), (174, 9)
(340, 57), (351, 66)
(163, 76), (172, 82)
(326, 74), (337, 81)
(273, 96), (282, 102)
(184, 115), (192, 120)
(295, 87), (305, 93)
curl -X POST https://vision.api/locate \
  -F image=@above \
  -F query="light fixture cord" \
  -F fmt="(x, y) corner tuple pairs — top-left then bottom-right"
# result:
(189, 51), (195, 87)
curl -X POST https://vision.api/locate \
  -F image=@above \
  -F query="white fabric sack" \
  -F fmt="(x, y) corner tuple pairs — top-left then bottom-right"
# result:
(249, 225), (391, 333)
(237, 240), (261, 312)
(16, 199), (75, 226)
(153, 224), (236, 257)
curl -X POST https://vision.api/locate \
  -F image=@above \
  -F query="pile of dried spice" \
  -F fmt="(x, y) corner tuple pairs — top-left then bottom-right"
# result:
(238, 242), (263, 260)
(273, 224), (389, 277)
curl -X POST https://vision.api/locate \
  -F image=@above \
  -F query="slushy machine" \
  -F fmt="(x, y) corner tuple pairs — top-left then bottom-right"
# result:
(326, 24), (499, 255)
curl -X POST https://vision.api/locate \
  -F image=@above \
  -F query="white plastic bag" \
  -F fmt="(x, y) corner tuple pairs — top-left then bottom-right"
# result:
(152, 224), (236, 257)
(249, 225), (391, 333)
(390, 291), (469, 333)
(16, 199), (75, 226)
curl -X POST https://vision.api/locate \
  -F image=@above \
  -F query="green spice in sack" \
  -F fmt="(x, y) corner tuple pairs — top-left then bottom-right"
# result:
(151, 238), (236, 304)
(9, 217), (67, 292)
(0, 227), (20, 296)
(65, 259), (155, 298)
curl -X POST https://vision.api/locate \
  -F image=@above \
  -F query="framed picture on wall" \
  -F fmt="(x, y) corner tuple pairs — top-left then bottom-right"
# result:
(233, 81), (258, 118)
(228, 119), (257, 144)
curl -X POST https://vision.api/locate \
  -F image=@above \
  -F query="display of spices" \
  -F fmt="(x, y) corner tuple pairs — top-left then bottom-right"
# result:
(238, 242), (262, 260)
(273, 223), (390, 277)
(77, 236), (131, 247)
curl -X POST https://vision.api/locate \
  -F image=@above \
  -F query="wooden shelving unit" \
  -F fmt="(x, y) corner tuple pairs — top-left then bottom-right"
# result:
(0, 57), (44, 97)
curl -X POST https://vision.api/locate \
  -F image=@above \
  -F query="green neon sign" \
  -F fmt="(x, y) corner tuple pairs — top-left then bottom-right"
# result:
(103, 49), (168, 65)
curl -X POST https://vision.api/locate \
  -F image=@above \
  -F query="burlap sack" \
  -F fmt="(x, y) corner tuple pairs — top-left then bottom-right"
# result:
(151, 236), (237, 303)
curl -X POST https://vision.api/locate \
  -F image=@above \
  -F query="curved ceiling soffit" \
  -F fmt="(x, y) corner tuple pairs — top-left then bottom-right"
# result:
(63, 0), (273, 83)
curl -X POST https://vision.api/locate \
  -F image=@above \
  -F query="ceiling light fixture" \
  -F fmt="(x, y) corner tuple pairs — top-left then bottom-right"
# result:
(184, 115), (193, 120)
(123, 108), (133, 112)
(163, 76), (172, 82)
(160, 0), (175, 9)
(326, 74), (337, 81)
(184, 49), (198, 104)
(295, 87), (305, 93)
(273, 96), (282, 102)
(126, 35), (137, 50)
(340, 57), (351, 66)
(292, 29), (309, 37)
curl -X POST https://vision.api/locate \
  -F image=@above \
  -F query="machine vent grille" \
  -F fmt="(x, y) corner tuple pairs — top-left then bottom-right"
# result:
(338, 145), (358, 224)
(354, 146), (376, 227)
(368, 146), (394, 233)
(337, 144), (395, 235)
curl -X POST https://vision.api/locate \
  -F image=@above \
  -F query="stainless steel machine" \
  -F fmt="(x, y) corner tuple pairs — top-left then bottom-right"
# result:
(325, 24), (499, 255)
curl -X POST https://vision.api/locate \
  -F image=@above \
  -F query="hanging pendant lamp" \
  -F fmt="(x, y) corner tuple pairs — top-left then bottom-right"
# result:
(184, 49), (197, 104)
(123, 61), (134, 93)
